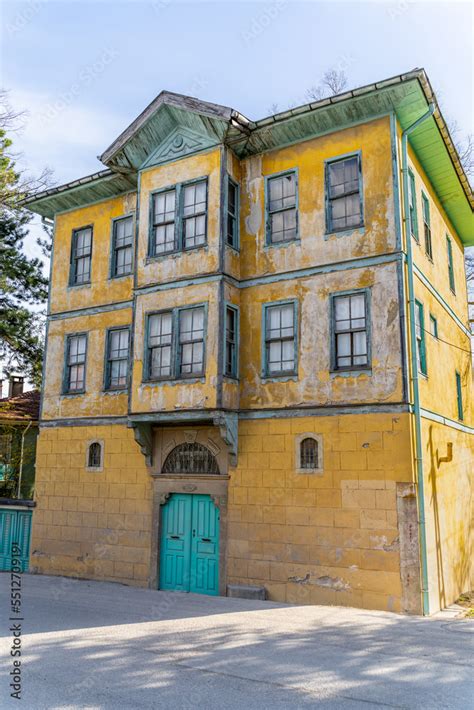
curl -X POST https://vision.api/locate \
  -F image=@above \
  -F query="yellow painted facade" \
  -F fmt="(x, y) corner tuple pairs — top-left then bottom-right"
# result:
(26, 77), (473, 615)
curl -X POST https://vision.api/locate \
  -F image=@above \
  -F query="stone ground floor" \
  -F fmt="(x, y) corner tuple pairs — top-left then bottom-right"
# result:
(0, 574), (472, 709)
(30, 411), (472, 615)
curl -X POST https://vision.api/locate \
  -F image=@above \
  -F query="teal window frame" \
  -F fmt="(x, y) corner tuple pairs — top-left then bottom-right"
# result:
(455, 371), (464, 421)
(415, 300), (427, 376)
(63, 332), (88, 394)
(325, 151), (364, 234)
(330, 288), (371, 372)
(262, 299), (298, 379)
(69, 225), (93, 286)
(265, 169), (299, 246)
(224, 304), (239, 379)
(446, 235), (456, 294)
(148, 177), (208, 258)
(104, 326), (130, 391)
(144, 303), (207, 382)
(226, 176), (240, 250)
(429, 314), (438, 339)
(110, 214), (134, 278)
(408, 169), (419, 241)
(421, 192), (433, 260)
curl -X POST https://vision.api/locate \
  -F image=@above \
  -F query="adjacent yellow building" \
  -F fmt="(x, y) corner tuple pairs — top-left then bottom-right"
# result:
(25, 69), (473, 614)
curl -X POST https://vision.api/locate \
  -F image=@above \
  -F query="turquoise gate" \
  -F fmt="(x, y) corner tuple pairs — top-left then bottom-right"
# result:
(0, 507), (33, 572)
(159, 494), (220, 596)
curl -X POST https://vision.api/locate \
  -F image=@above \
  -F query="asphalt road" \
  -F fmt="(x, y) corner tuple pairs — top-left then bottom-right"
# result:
(0, 573), (472, 709)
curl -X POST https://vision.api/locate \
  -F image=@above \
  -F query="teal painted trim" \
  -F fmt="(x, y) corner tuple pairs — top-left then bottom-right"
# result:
(103, 325), (131, 392)
(40, 416), (128, 427)
(329, 287), (371, 373)
(39, 216), (57, 420)
(62, 332), (88, 395)
(323, 226), (365, 242)
(216, 148), (227, 408)
(446, 235), (456, 294)
(69, 224), (93, 287)
(325, 150), (364, 235)
(455, 371), (464, 421)
(223, 302), (239, 379)
(109, 213), (134, 279)
(128, 168), (141, 414)
(411, 262), (470, 337)
(139, 144), (220, 175)
(261, 298), (299, 379)
(415, 299), (427, 376)
(402, 102), (435, 617)
(419, 406), (473, 434)
(390, 112), (403, 251)
(408, 169), (419, 242)
(54, 190), (134, 216)
(137, 273), (224, 296)
(264, 168), (299, 247)
(49, 299), (133, 321)
(239, 402), (409, 419)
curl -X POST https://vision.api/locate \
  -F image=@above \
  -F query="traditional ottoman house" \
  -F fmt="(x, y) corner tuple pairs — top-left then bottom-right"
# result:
(24, 69), (473, 614)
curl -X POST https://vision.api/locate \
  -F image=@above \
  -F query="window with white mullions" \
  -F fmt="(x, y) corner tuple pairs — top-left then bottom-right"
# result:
(414, 300), (427, 375)
(267, 172), (297, 244)
(112, 216), (133, 277)
(179, 307), (205, 375)
(65, 334), (87, 392)
(333, 293), (369, 370)
(106, 328), (129, 389)
(225, 306), (237, 378)
(421, 193), (432, 260)
(227, 178), (239, 248)
(183, 181), (207, 249)
(152, 189), (177, 255)
(265, 303), (296, 375)
(327, 156), (363, 232)
(71, 227), (92, 285)
(148, 312), (173, 379)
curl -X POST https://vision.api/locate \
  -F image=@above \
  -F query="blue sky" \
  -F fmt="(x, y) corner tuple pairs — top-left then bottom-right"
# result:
(1, 0), (473, 256)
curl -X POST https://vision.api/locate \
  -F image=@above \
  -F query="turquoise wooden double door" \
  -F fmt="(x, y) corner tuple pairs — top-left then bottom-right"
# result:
(159, 494), (220, 596)
(0, 508), (33, 572)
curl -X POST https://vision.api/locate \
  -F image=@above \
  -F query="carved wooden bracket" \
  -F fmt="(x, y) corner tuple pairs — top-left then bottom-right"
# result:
(129, 421), (153, 467)
(213, 412), (238, 467)
(159, 492), (171, 506)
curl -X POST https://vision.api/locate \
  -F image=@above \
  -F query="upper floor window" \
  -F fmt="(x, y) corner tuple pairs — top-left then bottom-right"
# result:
(224, 305), (238, 378)
(455, 371), (464, 421)
(105, 327), (130, 390)
(70, 226), (92, 285)
(429, 314), (438, 339)
(326, 154), (363, 233)
(226, 177), (239, 249)
(446, 236), (455, 294)
(421, 193), (432, 260)
(332, 291), (369, 370)
(64, 334), (87, 393)
(415, 300), (427, 376)
(266, 171), (298, 245)
(408, 169), (419, 241)
(263, 301), (297, 377)
(111, 216), (133, 277)
(149, 179), (208, 257)
(146, 306), (206, 381)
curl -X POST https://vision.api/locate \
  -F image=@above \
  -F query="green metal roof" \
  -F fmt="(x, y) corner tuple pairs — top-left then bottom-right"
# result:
(24, 70), (472, 244)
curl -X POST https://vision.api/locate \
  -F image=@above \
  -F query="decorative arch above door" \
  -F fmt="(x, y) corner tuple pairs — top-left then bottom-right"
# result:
(161, 442), (220, 475)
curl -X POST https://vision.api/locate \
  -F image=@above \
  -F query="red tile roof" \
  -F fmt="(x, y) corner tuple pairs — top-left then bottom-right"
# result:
(0, 390), (40, 422)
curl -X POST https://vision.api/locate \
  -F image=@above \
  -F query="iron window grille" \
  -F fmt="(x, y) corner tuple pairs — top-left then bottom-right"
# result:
(227, 177), (239, 248)
(333, 292), (369, 370)
(326, 155), (363, 232)
(70, 227), (92, 285)
(267, 171), (298, 244)
(265, 303), (296, 376)
(421, 193), (433, 260)
(162, 442), (219, 475)
(88, 442), (102, 468)
(179, 307), (205, 376)
(106, 328), (130, 390)
(111, 216), (133, 277)
(300, 437), (318, 469)
(65, 334), (87, 393)
(225, 306), (238, 378)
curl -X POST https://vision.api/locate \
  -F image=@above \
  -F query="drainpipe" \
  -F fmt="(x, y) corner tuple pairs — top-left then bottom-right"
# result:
(401, 102), (435, 616)
(17, 421), (32, 499)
